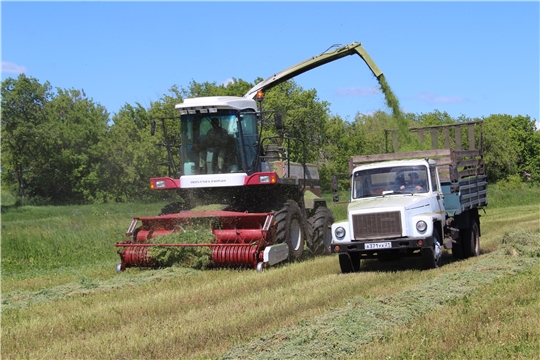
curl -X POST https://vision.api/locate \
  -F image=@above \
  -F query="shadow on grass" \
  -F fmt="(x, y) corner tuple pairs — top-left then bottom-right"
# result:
(1, 203), (21, 214)
(356, 248), (493, 273)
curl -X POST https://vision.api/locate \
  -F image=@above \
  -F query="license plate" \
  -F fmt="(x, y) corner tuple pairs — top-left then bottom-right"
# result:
(364, 242), (391, 249)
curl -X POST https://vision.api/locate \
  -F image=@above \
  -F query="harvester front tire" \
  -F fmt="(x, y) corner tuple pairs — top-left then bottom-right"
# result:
(307, 207), (334, 255)
(274, 200), (306, 261)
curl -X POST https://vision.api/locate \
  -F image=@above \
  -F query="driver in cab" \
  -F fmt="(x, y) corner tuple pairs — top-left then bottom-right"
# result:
(199, 118), (229, 173)
(400, 172), (424, 191)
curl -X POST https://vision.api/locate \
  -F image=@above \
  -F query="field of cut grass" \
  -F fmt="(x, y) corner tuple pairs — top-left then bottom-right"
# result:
(1, 185), (539, 359)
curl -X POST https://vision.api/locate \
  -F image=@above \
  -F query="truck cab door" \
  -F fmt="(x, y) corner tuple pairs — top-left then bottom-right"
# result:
(430, 165), (445, 214)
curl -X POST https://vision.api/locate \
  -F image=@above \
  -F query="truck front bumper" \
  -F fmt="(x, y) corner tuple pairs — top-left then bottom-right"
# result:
(331, 236), (433, 255)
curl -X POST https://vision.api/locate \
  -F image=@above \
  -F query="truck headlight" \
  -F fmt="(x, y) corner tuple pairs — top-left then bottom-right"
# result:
(416, 220), (427, 233)
(155, 180), (166, 189)
(334, 226), (346, 239)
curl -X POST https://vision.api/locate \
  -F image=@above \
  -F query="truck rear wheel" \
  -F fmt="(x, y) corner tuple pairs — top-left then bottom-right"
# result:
(274, 200), (306, 261)
(339, 252), (360, 273)
(421, 228), (442, 269)
(463, 220), (480, 258)
(307, 207), (335, 255)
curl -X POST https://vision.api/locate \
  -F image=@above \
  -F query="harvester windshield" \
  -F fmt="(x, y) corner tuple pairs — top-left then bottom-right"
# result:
(180, 110), (259, 175)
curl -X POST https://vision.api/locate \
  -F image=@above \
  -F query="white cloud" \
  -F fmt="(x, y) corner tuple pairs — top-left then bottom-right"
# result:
(1, 61), (28, 75)
(222, 78), (234, 86)
(334, 86), (381, 97)
(415, 91), (468, 104)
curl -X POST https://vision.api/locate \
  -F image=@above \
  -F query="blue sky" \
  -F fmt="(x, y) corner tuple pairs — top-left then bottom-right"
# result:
(2, 1), (539, 125)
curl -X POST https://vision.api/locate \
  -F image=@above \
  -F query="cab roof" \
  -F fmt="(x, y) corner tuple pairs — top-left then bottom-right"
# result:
(353, 158), (436, 172)
(175, 96), (257, 111)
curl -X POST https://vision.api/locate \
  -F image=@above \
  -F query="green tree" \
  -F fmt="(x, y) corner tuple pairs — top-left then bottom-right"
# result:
(148, 85), (183, 120)
(36, 88), (109, 203)
(352, 110), (399, 154)
(179, 78), (253, 98)
(529, 128), (540, 183)
(94, 104), (161, 202)
(410, 109), (456, 127)
(1, 74), (52, 200)
(482, 114), (538, 183)
(317, 114), (352, 191)
(263, 81), (331, 163)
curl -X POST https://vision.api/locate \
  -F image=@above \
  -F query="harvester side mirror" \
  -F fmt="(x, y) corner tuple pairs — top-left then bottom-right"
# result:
(332, 174), (339, 202)
(274, 113), (284, 130)
(150, 120), (156, 136)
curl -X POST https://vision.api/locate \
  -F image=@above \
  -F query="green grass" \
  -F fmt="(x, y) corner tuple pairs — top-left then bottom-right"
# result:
(1, 201), (168, 279)
(222, 231), (540, 359)
(361, 260), (540, 359)
(1, 186), (18, 206)
(1, 185), (539, 359)
(487, 182), (540, 208)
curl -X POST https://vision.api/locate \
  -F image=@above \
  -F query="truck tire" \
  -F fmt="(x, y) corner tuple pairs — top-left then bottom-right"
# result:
(462, 220), (480, 259)
(307, 207), (335, 255)
(339, 252), (360, 273)
(452, 234), (465, 260)
(421, 228), (442, 270)
(274, 200), (306, 261)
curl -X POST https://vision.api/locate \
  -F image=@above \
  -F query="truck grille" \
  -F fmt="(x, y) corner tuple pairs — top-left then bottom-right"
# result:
(352, 211), (402, 240)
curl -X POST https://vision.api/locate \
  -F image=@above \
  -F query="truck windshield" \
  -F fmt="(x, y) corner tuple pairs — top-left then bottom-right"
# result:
(180, 111), (258, 175)
(353, 165), (429, 198)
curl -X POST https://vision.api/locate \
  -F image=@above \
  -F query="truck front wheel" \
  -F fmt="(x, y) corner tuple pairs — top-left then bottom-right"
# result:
(274, 200), (306, 261)
(339, 252), (360, 273)
(421, 228), (442, 270)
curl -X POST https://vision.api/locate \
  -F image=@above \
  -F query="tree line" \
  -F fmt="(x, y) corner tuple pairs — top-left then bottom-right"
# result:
(2, 74), (539, 205)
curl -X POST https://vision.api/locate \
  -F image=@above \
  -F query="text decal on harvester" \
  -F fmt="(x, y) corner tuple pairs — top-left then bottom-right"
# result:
(179, 173), (247, 188)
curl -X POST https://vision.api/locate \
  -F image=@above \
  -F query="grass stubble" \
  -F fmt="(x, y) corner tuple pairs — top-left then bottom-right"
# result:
(1, 190), (539, 359)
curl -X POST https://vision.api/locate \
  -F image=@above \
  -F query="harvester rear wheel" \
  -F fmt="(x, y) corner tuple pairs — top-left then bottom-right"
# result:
(307, 207), (334, 255)
(274, 200), (306, 261)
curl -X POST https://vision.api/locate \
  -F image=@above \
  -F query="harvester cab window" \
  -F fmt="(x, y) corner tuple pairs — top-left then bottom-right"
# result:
(238, 112), (259, 174)
(180, 111), (261, 175)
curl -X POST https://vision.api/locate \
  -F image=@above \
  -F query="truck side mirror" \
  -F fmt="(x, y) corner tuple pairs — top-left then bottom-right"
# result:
(150, 120), (156, 136)
(332, 174), (339, 202)
(274, 113), (284, 130)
